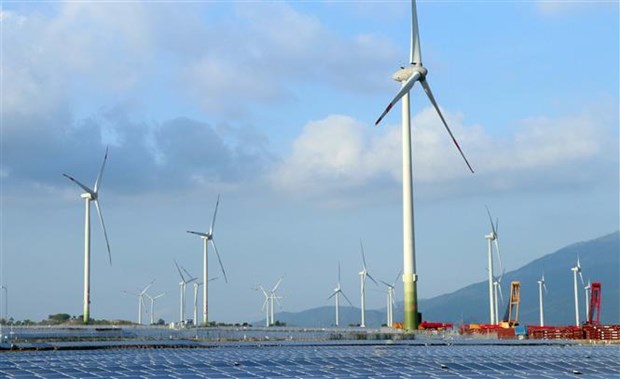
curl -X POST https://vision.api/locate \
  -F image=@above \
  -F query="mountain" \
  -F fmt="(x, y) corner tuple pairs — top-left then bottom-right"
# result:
(418, 231), (619, 326)
(262, 232), (619, 328)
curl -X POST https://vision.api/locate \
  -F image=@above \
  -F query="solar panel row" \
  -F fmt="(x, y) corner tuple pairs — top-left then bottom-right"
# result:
(1, 344), (618, 378)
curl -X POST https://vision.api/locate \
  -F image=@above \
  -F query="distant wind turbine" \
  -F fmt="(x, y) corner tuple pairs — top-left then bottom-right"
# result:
(193, 277), (218, 326)
(374, 0), (474, 330)
(258, 285), (270, 327)
(269, 277), (284, 326)
(174, 260), (196, 324)
(484, 207), (502, 324)
(145, 292), (165, 325)
(380, 270), (401, 328)
(584, 279), (591, 323)
(359, 242), (377, 328)
(571, 258), (585, 326)
(123, 279), (154, 325)
(537, 273), (547, 326)
(327, 262), (353, 327)
(187, 195), (228, 326)
(63, 147), (112, 324)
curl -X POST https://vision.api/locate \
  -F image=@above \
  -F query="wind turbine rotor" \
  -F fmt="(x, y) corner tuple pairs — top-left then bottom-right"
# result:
(341, 290), (354, 306)
(62, 174), (94, 196)
(187, 230), (209, 238)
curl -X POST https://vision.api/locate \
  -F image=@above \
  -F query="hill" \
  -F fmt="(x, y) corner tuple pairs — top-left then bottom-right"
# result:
(261, 232), (619, 327)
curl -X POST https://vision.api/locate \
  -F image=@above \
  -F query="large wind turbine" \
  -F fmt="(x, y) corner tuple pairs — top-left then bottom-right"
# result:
(174, 260), (196, 324)
(359, 242), (377, 328)
(484, 207), (502, 324)
(537, 273), (547, 326)
(327, 262), (353, 327)
(571, 258), (584, 326)
(374, 0), (473, 330)
(63, 147), (112, 324)
(258, 285), (270, 327)
(380, 270), (402, 328)
(187, 195), (228, 326)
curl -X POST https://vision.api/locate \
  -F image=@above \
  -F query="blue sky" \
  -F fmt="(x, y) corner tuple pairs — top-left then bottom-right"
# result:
(1, 0), (618, 325)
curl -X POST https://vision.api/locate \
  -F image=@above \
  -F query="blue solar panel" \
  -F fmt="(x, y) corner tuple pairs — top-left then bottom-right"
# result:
(1, 343), (619, 378)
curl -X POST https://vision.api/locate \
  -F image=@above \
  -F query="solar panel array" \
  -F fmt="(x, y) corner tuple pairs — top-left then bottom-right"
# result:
(1, 343), (619, 378)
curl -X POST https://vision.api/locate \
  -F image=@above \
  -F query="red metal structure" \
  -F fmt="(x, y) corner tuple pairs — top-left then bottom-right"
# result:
(587, 282), (601, 326)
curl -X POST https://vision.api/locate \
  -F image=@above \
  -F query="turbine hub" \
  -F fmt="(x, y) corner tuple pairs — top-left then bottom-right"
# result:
(392, 64), (427, 83)
(81, 192), (94, 200)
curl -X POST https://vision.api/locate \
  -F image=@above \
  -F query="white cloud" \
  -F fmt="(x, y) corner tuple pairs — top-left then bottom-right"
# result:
(271, 106), (616, 201)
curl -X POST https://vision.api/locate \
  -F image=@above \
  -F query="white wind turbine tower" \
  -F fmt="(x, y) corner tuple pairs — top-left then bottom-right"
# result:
(537, 273), (547, 326)
(174, 260), (196, 324)
(258, 285), (270, 327)
(187, 195), (228, 326)
(584, 279), (591, 322)
(571, 258), (585, 326)
(123, 279), (154, 325)
(327, 262), (353, 327)
(374, 0), (474, 330)
(484, 207), (502, 324)
(193, 277), (218, 326)
(493, 273), (504, 324)
(359, 242), (378, 328)
(380, 270), (402, 328)
(145, 292), (165, 325)
(63, 147), (112, 324)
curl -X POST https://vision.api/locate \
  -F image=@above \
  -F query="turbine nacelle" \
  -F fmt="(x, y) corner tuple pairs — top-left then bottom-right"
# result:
(80, 192), (95, 200)
(392, 64), (427, 82)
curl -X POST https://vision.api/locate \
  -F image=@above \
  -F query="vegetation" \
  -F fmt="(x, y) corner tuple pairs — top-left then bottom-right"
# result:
(0, 314), (135, 326)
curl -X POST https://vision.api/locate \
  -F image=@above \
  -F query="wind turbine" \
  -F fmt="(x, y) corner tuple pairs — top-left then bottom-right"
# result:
(269, 277), (284, 326)
(374, 0), (474, 330)
(537, 273), (547, 326)
(380, 270), (402, 328)
(145, 292), (165, 325)
(187, 195), (228, 326)
(174, 260), (196, 324)
(63, 147), (112, 324)
(571, 258), (585, 326)
(123, 279), (154, 325)
(359, 242), (378, 328)
(327, 262), (353, 327)
(484, 207), (502, 324)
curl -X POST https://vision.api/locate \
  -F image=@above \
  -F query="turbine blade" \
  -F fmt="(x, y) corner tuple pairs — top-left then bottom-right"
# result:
(259, 285), (269, 297)
(209, 194), (220, 235)
(272, 277), (283, 293)
(366, 272), (379, 286)
(410, 0), (422, 65)
(579, 271), (585, 286)
(173, 259), (186, 282)
(93, 199), (112, 265)
(379, 280), (392, 288)
(210, 239), (228, 283)
(393, 269), (402, 287)
(180, 266), (194, 282)
(543, 283), (548, 294)
(187, 230), (209, 238)
(63, 173), (94, 195)
(327, 291), (337, 300)
(375, 71), (421, 126)
(338, 261), (341, 286)
(497, 283), (504, 304)
(154, 293), (165, 300)
(141, 279), (155, 295)
(485, 206), (496, 235)
(494, 238), (502, 275)
(341, 290), (354, 307)
(93, 146), (109, 193)
(360, 241), (367, 270)
(419, 79), (474, 173)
